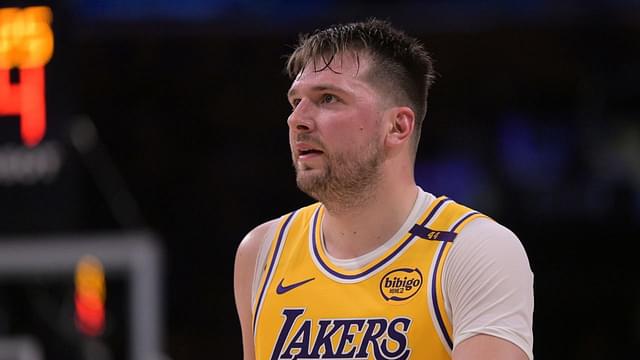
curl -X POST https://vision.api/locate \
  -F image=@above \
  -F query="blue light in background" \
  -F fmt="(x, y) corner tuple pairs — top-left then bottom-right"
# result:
(415, 154), (496, 211)
(67, 0), (635, 22)
(69, 0), (333, 21)
(497, 113), (571, 191)
(70, 0), (230, 21)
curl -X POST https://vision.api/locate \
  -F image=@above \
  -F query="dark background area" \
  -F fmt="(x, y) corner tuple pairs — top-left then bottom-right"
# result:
(1, 0), (639, 359)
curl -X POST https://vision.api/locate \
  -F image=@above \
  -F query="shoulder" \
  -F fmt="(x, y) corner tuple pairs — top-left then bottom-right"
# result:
(233, 218), (282, 321)
(235, 203), (319, 274)
(235, 218), (281, 272)
(450, 216), (530, 268)
(444, 216), (532, 295)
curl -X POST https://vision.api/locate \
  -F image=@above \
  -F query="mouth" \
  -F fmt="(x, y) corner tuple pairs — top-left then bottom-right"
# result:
(295, 142), (324, 159)
(298, 148), (324, 157)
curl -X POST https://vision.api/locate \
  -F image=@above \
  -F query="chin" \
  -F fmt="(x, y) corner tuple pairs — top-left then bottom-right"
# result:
(295, 172), (318, 188)
(296, 173), (325, 197)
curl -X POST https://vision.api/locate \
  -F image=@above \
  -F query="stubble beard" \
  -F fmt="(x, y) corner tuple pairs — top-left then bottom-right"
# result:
(294, 140), (385, 213)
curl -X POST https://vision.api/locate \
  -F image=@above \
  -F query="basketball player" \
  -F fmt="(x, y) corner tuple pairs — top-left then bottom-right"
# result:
(234, 19), (534, 360)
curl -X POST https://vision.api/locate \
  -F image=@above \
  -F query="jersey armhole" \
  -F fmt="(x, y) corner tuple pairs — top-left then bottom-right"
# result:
(250, 220), (279, 308)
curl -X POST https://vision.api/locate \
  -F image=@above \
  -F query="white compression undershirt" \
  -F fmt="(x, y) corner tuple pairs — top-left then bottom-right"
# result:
(443, 216), (534, 360)
(250, 189), (534, 359)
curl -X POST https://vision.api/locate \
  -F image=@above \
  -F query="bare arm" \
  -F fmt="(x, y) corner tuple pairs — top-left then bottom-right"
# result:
(233, 220), (278, 360)
(453, 334), (530, 360)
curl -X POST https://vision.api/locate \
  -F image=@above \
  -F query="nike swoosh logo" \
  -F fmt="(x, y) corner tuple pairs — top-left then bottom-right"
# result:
(276, 277), (315, 295)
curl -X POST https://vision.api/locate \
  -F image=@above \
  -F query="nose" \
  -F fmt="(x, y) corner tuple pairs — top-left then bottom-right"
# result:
(287, 99), (315, 133)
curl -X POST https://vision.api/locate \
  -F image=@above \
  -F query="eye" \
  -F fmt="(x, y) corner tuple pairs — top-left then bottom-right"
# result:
(290, 98), (301, 109)
(320, 94), (338, 104)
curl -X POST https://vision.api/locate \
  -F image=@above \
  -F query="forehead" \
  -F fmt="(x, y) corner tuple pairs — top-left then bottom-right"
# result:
(288, 52), (376, 97)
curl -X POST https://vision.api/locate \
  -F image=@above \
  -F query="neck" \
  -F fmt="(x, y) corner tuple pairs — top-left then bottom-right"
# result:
(321, 176), (418, 259)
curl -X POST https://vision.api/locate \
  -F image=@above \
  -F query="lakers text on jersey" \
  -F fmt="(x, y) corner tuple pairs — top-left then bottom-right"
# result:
(253, 195), (485, 360)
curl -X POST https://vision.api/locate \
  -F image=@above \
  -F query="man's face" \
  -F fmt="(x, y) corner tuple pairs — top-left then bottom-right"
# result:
(287, 53), (386, 204)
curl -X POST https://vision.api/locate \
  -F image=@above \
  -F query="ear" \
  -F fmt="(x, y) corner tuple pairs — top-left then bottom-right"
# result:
(384, 106), (415, 147)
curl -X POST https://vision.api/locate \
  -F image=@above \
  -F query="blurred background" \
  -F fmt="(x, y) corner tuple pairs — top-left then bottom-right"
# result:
(1, 0), (639, 359)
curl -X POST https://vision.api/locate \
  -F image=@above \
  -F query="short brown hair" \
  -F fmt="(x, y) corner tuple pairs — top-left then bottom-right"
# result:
(286, 19), (435, 150)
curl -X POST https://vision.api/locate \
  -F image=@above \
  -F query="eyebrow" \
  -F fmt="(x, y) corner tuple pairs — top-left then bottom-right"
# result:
(287, 84), (347, 99)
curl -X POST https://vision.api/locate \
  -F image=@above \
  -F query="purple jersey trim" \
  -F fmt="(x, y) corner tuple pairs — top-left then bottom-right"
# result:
(409, 225), (457, 242)
(419, 198), (451, 226)
(429, 210), (479, 350)
(311, 197), (451, 281)
(252, 211), (297, 335)
(451, 211), (480, 232)
(431, 241), (453, 349)
(410, 209), (479, 242)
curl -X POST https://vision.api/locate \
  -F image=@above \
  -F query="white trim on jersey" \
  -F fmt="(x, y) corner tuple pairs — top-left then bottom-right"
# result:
(252, 211), (299, 338)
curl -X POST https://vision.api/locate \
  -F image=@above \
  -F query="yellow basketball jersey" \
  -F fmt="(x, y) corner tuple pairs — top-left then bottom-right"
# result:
(253, 196), (486, 359)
